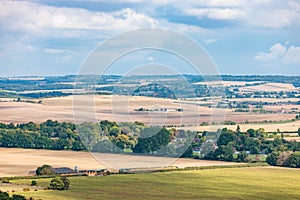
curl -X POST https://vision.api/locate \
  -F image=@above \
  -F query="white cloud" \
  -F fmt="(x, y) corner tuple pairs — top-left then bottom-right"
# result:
(282, 46), (300, 64)
(44, 48), (66, 54)
(247, 9), (299, 28)
(147, 56), (155, 61)
(203, 38), (218, 44)
(0, 1), (158, 33)
(255, 43), (300, 65)
(184, 8), (245, 20)
(288, 0), (300, 12)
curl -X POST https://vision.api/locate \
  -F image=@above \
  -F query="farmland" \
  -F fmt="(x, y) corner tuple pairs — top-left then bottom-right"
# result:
(4, 167), (300, 200)
(0, 148), (242, 177)
(0, 95), (299, 132)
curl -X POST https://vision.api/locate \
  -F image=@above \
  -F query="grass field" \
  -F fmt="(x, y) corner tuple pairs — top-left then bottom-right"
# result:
(6, 167), (300, 200)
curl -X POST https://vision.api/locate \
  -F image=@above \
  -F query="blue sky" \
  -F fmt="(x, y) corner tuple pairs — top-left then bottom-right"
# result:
(0, 0), (300, 76)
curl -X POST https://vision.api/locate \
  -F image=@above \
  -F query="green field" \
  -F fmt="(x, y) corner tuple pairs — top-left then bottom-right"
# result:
(7, 167), (300, 200)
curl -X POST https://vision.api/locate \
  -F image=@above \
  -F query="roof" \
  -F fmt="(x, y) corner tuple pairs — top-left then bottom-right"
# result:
(52, 167), (77, 174)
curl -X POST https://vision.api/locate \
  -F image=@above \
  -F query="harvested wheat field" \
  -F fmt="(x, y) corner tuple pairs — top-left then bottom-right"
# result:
(182, 119), (300, 133)
(0, 148), (242, 177)
(0, 95), (297, 126)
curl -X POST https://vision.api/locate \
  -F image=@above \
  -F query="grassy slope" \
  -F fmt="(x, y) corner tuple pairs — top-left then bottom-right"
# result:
(10, 167), (300, 200)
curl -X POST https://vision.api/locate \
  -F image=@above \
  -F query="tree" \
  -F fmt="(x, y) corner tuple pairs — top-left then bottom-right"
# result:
(77, 123), (100, 150)
(266, 152), (279, 166)
(221, 143), (234, 161)
(49, 177), (70, 190)
(284, 152), (300, 168)
(0, 191), (9, 200)
(31, 180), (37, 186)
(61, 177), (70, 190)
(133, 128), (171, 153)
(92, 140), (121, 153)
(237, 151), (248, 162)
(49, 178), (65, 190)
(217, 129), (236, 146)
(298, 128), (300, 137)
(36, 164), (54, 176)
(11, 194), (26, 200)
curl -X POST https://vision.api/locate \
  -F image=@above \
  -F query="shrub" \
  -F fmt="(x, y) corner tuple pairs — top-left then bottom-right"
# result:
(61, 177), (70, 190)
(49, 178), (65, 190)
(1, 178), (10, 183)
(11, 194), (26, 200)
(49, 177), (70, 190)
(23, 188), (30, 192)
(31, 180), (37, 186)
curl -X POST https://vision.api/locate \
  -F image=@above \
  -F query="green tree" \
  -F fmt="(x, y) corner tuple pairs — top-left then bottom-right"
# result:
(266, 152), (279, 166)
(36, 164), (54, 175)
(217, 129), (237, 146)
(0, 190), (9, 200)
(284, 152), (300, 168)
(31, 180), (37, 186)
(237, 151), (248, 162)
(133, 128), (171, 153)
(49, 178), (65, 190)
(61, 177), (70, 190)
(11, 194), (26, 200)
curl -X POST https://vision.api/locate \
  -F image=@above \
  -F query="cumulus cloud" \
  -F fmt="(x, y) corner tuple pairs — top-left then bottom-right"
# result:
(184, 8), (245, 20)
(255, 43), (300, 64)
(0, 0), (158, 33)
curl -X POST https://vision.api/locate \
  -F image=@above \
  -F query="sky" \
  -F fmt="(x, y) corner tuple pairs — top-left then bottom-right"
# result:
(0, 0), (300, 76)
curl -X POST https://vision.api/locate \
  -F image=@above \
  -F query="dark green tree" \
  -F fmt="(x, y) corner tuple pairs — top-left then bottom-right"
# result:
(36, 164), (54, 175)
(49, 178), (65, 190)
(237, 151), (248, 162)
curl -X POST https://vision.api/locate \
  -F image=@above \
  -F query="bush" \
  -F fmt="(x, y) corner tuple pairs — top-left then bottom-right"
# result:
(1, 178), (10, 183)
(23, 188), (30, 192)
(61, 177), (70, 190)
(31, 180), (37, 186)
(49, 177), (70, 190)
(49, 178), (64, 190)
(11, 194), (26, 200)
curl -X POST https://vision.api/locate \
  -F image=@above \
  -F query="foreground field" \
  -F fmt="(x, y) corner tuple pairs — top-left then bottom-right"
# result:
(0, 148), (241, 177)
(8, 167), (300, 200)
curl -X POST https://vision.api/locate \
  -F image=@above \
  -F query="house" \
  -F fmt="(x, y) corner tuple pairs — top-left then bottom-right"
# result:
(79, 169), (108, 176)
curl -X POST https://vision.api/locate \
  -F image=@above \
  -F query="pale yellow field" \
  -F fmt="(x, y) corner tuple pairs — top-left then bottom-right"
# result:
(240, 83), (298, 92)
(193, 81), (263, 86)
(0, 95), (298, 126)
(181, 120), (300, 132)
(0, 148), (242, 177)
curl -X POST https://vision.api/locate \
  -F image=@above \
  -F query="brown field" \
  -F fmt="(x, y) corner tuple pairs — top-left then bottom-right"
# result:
(0, 148), (242, 177)
(0, 95), (298, 126)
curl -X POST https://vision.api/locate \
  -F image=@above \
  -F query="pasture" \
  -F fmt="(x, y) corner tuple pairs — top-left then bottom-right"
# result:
(6, 167), (300, 200)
